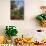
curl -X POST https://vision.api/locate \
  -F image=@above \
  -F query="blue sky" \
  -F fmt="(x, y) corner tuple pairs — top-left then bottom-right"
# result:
(11, 0), (24, 7)
(15, 0), (24, 7)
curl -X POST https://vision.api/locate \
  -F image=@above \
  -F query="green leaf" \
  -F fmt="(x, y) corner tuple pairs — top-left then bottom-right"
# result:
(36, 15), (44, 21)
(44, 15), (46, 20)
(5, 26), (18, 38)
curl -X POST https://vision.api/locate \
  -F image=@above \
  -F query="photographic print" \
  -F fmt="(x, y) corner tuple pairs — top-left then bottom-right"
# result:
(11, 0), (24, 20)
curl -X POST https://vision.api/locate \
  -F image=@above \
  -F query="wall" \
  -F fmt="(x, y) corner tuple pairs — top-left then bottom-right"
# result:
(0, 0), (46, 40)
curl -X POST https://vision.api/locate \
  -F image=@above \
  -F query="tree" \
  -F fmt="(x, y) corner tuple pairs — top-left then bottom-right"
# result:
(11, 1), (17, 9)
(19, 6), (24, 16)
